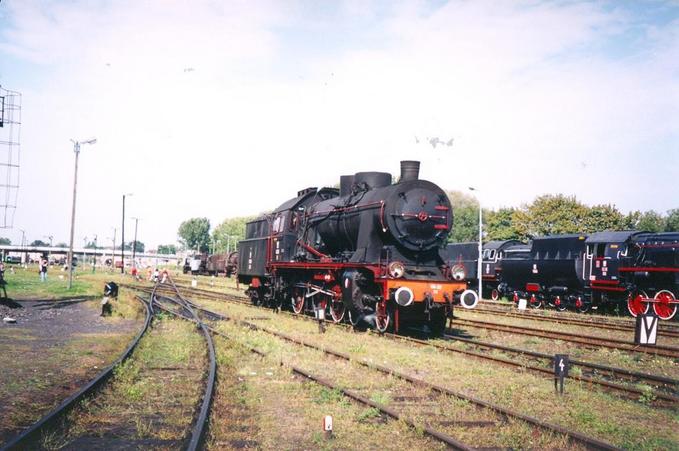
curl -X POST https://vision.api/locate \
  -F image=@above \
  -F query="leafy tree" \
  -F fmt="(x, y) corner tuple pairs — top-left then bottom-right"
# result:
(513, 194), (588, 238)
(125, 241), (145, 252)
(485, 207), (521, 241)
(178, 217), (211, 252)
(665, 209), (679, 232)
(157, 244), (178, 254)
(633, 210), (665, 232)
(0, 237), (10, 245)
(85, 241), (98, 249)
(212, 216), (254, 252)
(55, 242), (68, 248)
(446, 191), (479, 242)
(583, 204), (626, 232)
(30, 239), (49, 247)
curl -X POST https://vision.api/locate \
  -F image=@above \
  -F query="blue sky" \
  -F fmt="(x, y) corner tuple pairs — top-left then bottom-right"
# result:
(0, 0), (677, 248)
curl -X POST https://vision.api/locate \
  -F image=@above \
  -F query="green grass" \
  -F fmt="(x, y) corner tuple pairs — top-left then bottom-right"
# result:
(3, 264), (97, 299)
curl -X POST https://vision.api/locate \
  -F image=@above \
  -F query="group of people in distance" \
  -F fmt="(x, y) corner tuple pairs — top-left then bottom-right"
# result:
(131, 266), (168, 283)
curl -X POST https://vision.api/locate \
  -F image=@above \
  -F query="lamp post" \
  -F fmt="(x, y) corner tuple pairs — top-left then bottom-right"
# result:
(131, 217), (139, 269)
(44, 235), (53, 262)
(121, 193), (133, 274)
(92, 234), (98, 273)
(19, 229), (25, 264)
(68, 138), (96, 289)
(109, 228), (117, 272)
(468, 187), (483, 300)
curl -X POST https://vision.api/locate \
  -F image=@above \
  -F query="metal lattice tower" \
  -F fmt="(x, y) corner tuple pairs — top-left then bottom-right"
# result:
(0, 85), (21, 228)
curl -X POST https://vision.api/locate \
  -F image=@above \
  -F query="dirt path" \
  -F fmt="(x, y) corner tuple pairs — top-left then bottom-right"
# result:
(0, 298), (141, 444)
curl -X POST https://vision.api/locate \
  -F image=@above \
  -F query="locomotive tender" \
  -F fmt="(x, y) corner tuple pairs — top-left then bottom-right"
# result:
(238, 161), (478, 334)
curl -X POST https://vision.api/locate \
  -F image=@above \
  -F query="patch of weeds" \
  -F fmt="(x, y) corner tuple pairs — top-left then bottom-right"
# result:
(569, 366), (582, 377)
(369, 391), (390, 406)
(134, 417), (154, 438)
(315, 387), (344, 404)
(347, 343), (365, 354)
(522, 337), (540, 346)
(357, 407), (381, 422)
(40, 429), (68, 450)
(637, 384), (657, 405)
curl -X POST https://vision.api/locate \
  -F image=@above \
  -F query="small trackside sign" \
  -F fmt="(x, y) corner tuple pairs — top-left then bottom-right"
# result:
(634, 314), (659, 345)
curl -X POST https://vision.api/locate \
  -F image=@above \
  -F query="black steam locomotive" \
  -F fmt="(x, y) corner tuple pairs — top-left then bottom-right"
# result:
(497, 232), (678, 320)
(445, 240), (526, 300)
(238, 161), (478, 334)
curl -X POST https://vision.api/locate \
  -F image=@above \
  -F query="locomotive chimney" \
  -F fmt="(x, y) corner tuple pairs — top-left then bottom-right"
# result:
(340, 175), (355, 196)
(400, 160), (420, 182)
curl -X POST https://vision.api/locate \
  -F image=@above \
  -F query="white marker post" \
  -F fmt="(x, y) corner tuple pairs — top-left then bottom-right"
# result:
(323, 415), (333, 439)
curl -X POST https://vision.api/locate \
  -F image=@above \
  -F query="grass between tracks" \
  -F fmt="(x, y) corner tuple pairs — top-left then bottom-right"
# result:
(171, 274), (679, 379)
(45, 316), (206, 449)
(446, 311), (679, 380)
(207, 333), (447, 450)
(194, 296), (678, 450)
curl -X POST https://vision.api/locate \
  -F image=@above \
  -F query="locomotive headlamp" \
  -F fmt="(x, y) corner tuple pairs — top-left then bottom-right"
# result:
(388, 261), (405, 279)
(451, 265), (466, 281)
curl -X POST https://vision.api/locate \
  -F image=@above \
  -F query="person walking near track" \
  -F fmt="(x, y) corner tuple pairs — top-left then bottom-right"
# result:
(39, 257), (48, 282)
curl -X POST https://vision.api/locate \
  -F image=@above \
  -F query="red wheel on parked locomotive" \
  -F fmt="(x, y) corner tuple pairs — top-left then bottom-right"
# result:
(491, 289), (499, 301)
(329, 297), (346, 323)
(375, 300), (390, 333)
(529, 294), (542, 309)
(653, 290), (677, 320)
(627, 291), (650, 318)
(291, 287), (305, 314)
(554, 296), (567, 312)
(574, 296), (589, 313)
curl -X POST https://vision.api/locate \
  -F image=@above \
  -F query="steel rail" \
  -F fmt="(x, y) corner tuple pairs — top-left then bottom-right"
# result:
(478, 300), (679, 331)
(452, 317), (679, 358)
(464, 307), (679, 337)
(160, 277), (217, 451)
(184, 301), (620, 450)
(127, 284), (678, 401)
(160, 284), (679, 385)
(1, 293), (152, 451)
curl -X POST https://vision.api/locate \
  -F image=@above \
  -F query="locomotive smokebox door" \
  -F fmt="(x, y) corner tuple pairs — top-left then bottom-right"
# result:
(104, 282), (118, 298)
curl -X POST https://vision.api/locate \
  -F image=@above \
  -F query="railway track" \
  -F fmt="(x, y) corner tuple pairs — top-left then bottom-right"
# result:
(466, 306), (679, 338)
(156, 286), (621, 450)
(478, 300), (679, 331)
(452, 317), (679, 358)
(1, 294), (152, 450)
(131, 283), (679, 407)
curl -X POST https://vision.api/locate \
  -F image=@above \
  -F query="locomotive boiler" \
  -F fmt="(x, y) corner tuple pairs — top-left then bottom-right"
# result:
(238, 161), (477, 334)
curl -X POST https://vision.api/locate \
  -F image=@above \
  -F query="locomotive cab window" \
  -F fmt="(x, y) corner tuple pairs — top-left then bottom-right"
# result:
(272, 213), (287, 234)
(489, 250), (496, 261)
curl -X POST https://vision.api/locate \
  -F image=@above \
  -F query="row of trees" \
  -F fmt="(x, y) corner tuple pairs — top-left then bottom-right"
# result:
(451, 192), (679, 242)
(177, 216), (251, 253)
(177, 193), (678, 253)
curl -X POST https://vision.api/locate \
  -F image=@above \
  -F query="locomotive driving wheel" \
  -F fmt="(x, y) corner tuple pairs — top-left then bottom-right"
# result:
(291, 287), (306, 314)
(375, 301), (390, 333)
(627, 291), (650, 318)
(329, 297), (345, 323)
(653, 290), (678, 320)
